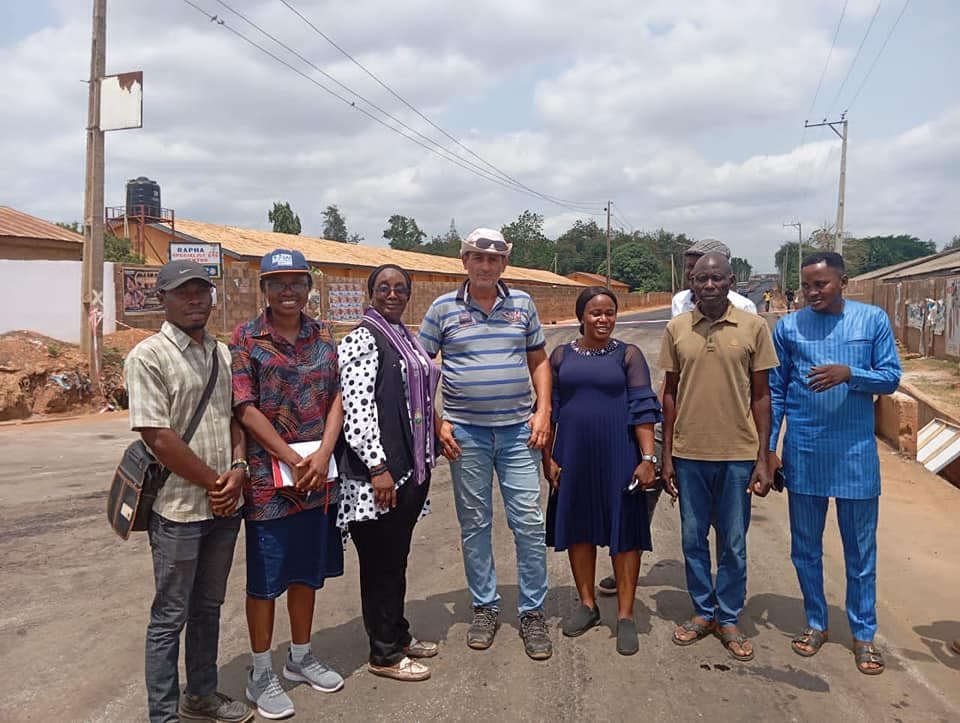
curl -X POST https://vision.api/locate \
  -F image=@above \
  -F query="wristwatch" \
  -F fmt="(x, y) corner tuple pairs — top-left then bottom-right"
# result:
(230, 459), (249, 474)
(640, 454), (658, 465)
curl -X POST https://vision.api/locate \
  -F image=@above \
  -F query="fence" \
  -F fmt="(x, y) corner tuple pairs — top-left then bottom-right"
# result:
(848, 276), (960, 359)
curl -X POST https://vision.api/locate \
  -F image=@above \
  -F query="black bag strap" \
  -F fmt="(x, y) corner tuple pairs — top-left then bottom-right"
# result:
(183, 347), (220, 445)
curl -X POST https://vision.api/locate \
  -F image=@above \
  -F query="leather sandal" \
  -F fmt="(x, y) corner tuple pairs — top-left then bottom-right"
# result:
(853, 642), (885, 675)
(368, 656), (431, 682)
(791, 628), (828, 657)
(717, 627), (754, 662)
(672, 618), (714, 646)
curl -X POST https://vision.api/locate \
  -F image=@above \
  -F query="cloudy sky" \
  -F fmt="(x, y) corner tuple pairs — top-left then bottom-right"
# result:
(3, 0), (956, 271)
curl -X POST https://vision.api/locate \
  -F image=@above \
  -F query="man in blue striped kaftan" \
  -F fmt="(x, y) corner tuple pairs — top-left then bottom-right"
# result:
(768, 252), (901, 675)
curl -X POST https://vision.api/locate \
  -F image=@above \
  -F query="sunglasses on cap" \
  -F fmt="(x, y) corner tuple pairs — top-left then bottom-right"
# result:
(474, 238), (509, 252)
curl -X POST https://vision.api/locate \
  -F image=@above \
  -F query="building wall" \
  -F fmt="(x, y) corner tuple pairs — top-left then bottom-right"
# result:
(115, 257), (672, 338)
(849, 275), (959, 360)
(0, 236), (83, 261)
(0, 260), (116, 342)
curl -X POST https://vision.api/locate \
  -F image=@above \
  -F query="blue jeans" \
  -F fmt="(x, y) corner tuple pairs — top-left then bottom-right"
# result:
(145, 512), (241, 723)
(674, 458), (753, 627)
(448, 421), (548, 615)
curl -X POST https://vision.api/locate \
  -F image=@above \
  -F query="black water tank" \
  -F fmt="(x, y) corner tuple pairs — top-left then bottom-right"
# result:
(125, 177), (161, 217)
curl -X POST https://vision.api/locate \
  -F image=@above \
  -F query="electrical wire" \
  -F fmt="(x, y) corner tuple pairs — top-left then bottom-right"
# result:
(276, 0), (601, 211)
(179, 1), (604, 213)
(826, 1), (882, 115)
(847, 0), (912, 110)
(203, 0), (602, 213)
(808, 0), (848, 116)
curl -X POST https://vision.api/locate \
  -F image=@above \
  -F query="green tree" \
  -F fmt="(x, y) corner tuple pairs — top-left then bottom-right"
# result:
(383, 215), (426, 250)
(501, 210), (555, 270)
(555, 220), (607, 275)
(775, 241), (818, 288)
(730, 256), (752, 282)
(322, 205), (348, 243)
(603, 243), (662, 291)
(942, 235), (960, 251)
(268, 201), (301, 235)
(855, 235), (935, 275)
(56, 221), (81, 233)
(105, 233), (144, 263)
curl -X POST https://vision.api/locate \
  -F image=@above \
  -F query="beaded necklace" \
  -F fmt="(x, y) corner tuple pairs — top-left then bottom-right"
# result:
(571, 338), (618, 357)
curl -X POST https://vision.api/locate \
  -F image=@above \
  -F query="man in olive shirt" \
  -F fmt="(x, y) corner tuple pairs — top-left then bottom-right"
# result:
(659, 253), (778, 662)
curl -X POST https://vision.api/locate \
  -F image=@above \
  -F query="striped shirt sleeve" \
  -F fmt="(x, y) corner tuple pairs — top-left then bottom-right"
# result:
(125, 348), (172, 430)
(769, 320), (789, 451)
(847, 309), (901, 394)
(525, 302), (545, 351)
(418, 302), (442, 357)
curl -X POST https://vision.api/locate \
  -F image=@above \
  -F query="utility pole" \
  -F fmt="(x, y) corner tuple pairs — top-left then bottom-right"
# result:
(81, 0), (106, 387)
(604, 201), (612, 289)
(784, 221), (802, 291)
(805, 113), (847, 255)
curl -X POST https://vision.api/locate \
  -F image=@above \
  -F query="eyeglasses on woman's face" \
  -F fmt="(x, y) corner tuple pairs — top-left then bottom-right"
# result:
(265, 279), (309, 294)
(374, 284), (410, 297)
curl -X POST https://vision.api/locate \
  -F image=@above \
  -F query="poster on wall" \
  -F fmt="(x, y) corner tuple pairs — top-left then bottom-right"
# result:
(906, 301), (925, 330)
(122, 267), (162, 314)
(946, 278), (960, 355)
(894, 283), (903, 329)
(327, 282), (365, 322)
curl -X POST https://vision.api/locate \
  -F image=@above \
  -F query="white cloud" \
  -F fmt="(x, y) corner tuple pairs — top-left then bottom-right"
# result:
(1, 0), (957, 272)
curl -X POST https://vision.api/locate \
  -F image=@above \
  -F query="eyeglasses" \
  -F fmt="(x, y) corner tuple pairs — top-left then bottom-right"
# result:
(473, 238), (509, 252)
(374, 284), (410, 297)
(265, 279), (309, 293)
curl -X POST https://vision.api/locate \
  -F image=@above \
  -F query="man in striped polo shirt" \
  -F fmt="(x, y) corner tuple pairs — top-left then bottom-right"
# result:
(419, 227), (553, 661)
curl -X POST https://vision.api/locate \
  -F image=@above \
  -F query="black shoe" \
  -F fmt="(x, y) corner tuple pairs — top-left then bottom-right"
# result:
(519, 610), (553, 660)
(562, 604), (601, 637)
(616, 618), (639, 656)
(597, 575), (617, 595)
(467, 605), (499, 650)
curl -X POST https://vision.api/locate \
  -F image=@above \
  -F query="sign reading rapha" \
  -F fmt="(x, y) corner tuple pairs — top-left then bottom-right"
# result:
(169, 242), (222, 279)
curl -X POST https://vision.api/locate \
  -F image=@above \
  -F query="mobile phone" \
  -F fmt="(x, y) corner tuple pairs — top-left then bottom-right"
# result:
(772, 468), (786, 493)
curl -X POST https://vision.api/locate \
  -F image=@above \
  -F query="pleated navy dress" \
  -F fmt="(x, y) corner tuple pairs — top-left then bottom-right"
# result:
(546, 339), (662, 555)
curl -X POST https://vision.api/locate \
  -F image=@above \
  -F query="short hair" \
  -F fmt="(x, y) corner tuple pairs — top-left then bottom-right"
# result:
(575, 286), (618, 333)
(367, 264), (412, 297)
(802, 251), (845, 273)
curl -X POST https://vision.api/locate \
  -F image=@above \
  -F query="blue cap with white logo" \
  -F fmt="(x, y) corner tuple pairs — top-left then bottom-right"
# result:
(260, 248), (310, 276)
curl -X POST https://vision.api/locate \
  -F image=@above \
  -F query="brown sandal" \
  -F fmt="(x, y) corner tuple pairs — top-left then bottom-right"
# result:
(853, 642), (885, 675)
(717, 627), (754, 662)
(791, 628), (828, 657)
(672, 618), (714, 646)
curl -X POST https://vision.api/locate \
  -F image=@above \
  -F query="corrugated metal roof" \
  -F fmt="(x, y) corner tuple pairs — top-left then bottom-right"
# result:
(566, 271), (630, 288)
(917, 418), (960, 473)
(0, 206), (84, 244)
(878, 249), (960, 281)
(167, 219), (579, 286)
(850, 249), (960, 281)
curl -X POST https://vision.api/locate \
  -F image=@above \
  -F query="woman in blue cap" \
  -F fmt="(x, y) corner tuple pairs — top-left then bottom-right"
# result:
(230, 249), (345, 720)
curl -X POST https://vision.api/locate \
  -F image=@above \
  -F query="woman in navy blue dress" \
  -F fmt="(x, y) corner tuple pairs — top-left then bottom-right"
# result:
(544, 287), (662, 655)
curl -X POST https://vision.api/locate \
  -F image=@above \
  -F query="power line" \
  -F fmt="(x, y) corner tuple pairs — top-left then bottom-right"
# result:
(827, 1), (882, 115)
(205, 0), (602, 214)
(179, 1), (604, 212)
(848, 0), (912, 110)
(808, 0), (848, 116)
(276, 0), (600, 211)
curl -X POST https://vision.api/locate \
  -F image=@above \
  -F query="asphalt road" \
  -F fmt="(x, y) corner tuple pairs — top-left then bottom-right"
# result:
(0, 307), (958, 721)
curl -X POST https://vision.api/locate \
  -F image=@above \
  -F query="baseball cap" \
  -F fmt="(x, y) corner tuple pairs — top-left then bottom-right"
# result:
(260, 248), (310, 276)
(685, 238), (732, 259)
(461, 228), (512, 257)
(155, 260), (213, 291)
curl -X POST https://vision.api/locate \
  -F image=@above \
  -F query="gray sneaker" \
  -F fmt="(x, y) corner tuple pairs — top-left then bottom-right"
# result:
(520, 609), (553, 660)
(283, 650), (345, 693)
(245, 669), (295, 720)
(180, 692), (254, 722)
(467, 605), (500, 650)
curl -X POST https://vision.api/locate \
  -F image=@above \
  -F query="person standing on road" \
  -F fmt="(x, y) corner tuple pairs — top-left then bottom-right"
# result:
(785, 288), (796, 311)
(230, 249), (345, 719)
(125, 260), (253, 723)
(336, 264), (441, 682)
(671, 239), (757, 316)
(418, 227), (554, 661)
(763, 290), (772, 313)
(597, 238), (759, 598)
(543, 287), (662, 655)
(660, 252), (778, 662)
(768, 252), (901, 675)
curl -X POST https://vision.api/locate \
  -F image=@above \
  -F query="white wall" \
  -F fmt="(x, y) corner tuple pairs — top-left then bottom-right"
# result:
(0, 260), (116, 343)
